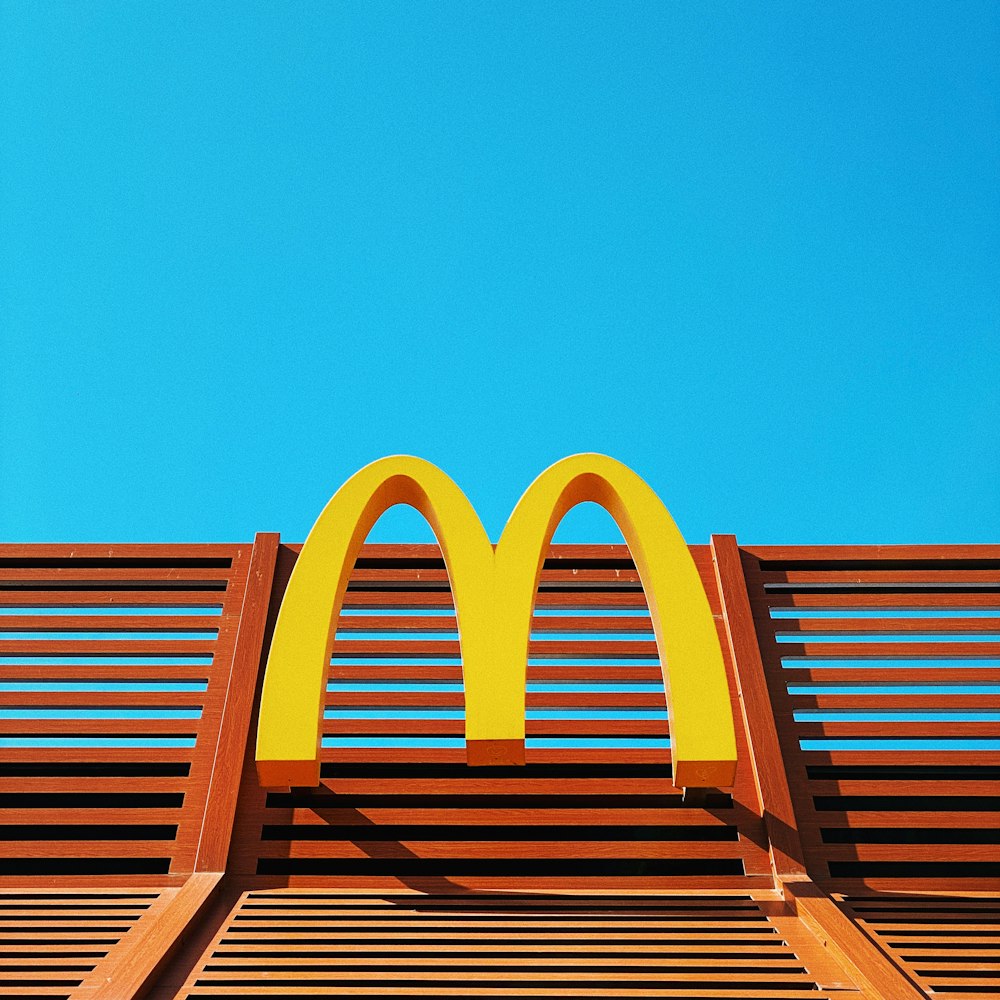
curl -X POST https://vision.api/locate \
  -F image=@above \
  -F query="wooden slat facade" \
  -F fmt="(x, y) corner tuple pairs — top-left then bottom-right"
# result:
(0, 537), (996, 999)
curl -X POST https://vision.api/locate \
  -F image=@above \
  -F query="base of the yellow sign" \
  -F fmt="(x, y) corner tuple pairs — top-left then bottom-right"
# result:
(673, 759), (738, 790)
(256, 758), (320, 788)
(466, 739), (525, 766)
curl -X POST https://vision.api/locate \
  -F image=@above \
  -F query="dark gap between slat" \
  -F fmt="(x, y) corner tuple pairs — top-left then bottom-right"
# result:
(260, 824), (738, 841)
(764, 585), (1000, 594)
(0, 824), (177, 840)
(0, 762), (191, 777)
(807, 765), (1000, 781)
(758, 559), (1000, 571)
(0, 858), (171, 875)
(829, 861), (1000, 877)
(319, 763), (676, 778)
(0, 792), (183, 807)
(0, 583), (227, 591)
(813, 795), (1000, 811)
(200, 962), (806, 974)
(822, 827), (1000, 844)
(268, 793), (733, 809)
(254, 859), (745, 876)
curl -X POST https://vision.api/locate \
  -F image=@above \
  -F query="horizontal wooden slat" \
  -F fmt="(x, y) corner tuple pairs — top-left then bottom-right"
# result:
(785, 695), (1000, 709)
(321, 719), (671, 736)
(310, 776), (691, 794)
(0, 718), (206, 734)
(756, 569), (1000, 584)
(0, 806), (183, 823)
(0, 591), (226, 606)
(775, 617), (1000, 633)
(0, 639), (217, 655)
(756, 592), (1000, 609)
(788, 721), (1000, 738)
(321, 692), (669, 708)
(0, 783), (191, 801)
(335, 615), (656, 633)
(0, 665), (216, 681)
(742, 545), (1000, 561)
(340, 568), (647, 585)
(804, 779), (1000, 796)
(0, 544), (240, 558)
(330, 639), (662, 658)
(330, 665), (667, 681)
(816, 843), (1000, 862)
(764, 642), (1000, 658)
(0, 615), (226, 632)
(0, 842), (179, 858)
(775, 667), (1000, 684)
(0, 691), (207, 707)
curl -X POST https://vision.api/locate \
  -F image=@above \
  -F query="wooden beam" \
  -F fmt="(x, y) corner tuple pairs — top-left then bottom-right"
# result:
(711, 534), (807, 879)
(195, 532), (280, 872)
(74, 872), (221, 1000)
(782, 878), (928, 1000)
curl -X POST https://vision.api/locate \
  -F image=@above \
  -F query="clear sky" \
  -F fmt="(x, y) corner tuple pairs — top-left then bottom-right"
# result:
(2, 2), (997, 545)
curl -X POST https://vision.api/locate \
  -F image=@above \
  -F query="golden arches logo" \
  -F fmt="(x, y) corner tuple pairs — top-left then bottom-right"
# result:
(255, 454), (738, 790)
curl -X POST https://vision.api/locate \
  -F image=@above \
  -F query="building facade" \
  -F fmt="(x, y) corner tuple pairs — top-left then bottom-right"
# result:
(1, 534), (997, 998)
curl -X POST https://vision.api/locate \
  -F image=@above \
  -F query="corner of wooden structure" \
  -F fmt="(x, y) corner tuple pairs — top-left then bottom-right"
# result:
(780, 877), (928, 1000)
(710, 533), (807, 880)
(74, 872), (223, 1000)
(711, 534), (928, 998)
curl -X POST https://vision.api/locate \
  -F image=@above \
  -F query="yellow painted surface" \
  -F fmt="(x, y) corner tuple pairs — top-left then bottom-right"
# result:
(254, 456), (494, 787)
(255, 454), (738, 789)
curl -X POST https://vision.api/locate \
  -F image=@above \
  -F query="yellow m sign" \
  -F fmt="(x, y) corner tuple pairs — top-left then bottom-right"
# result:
(255, 454), (738, 790)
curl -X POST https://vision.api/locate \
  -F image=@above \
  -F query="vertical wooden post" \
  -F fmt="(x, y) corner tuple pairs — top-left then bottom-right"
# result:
(195, 531), (280, 872)
(712, 535), (927, 1000)
(711, 533), (806, 879)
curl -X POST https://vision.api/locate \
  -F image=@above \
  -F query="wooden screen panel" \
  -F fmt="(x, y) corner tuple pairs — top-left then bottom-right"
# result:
(739, 545), (1000, 891)
(229, 544), (770, 891)
(0, 544), (252, 885)
(174, 890), (847, 998)
(836, 894), (1000, 999)
(0, 889), (158, 999)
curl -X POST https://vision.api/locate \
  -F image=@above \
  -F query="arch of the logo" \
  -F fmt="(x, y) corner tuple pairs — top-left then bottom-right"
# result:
(255, 454), (738, 790)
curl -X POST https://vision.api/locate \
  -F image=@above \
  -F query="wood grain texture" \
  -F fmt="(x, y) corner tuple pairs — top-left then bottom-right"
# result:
(75, 873), (221, 1000)
(782, 879), (929, 1000)
(195, 533), (280, 873)
(171, 889), (857, 999)
(224, 543), (772, 891)
(711, 534), (807, 879)
(740, 544), (1000, 888)
(0, 543), (253, 884)
(835, 891), (1000, 1000)
(4, 538), (997, 999)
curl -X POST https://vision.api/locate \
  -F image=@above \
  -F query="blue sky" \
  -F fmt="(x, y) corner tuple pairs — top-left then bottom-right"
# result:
(2, 2), (997, 545)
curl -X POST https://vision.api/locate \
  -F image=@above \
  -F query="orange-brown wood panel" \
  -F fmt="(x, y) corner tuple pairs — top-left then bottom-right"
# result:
(5, 539), (998, 998)
(711, 534), (807, 879)
(195, 533), (280, 873)
(221, 544), (773, 894)
(168, 889), (863, 999)
(0, 543), (251, 881)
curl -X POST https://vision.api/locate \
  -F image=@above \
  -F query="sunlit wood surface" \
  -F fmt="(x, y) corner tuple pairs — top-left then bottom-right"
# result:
(0, 537), (995, 999)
